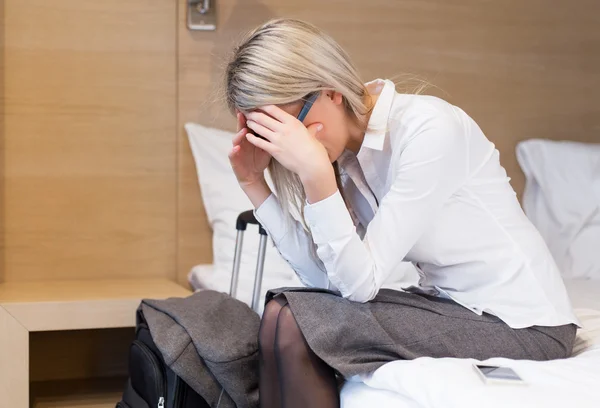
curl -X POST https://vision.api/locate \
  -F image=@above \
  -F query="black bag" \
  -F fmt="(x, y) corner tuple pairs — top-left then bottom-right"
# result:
(115, 307), (210, 408)
(117, 210), (267, 408)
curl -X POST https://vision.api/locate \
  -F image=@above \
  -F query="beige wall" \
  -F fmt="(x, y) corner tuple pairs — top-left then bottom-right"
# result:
(2, 0), (178, 284)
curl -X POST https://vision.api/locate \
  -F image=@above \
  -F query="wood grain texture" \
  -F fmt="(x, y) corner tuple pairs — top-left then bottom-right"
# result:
(3, 299), (143, 331)
(0, 278), (191, 331)
(30, 377), (126, 408)
(0, 279), (190, 385)
(0, 278), (191, 303)
(30, 331), (133, 382)
(1, 0), (5, 282)
(177, 0), (600, 271)
(0, 306), (29, 408)
(3, 0), (177, 282)
(176, 0), (278, 278)
(176, 0), (217, 284)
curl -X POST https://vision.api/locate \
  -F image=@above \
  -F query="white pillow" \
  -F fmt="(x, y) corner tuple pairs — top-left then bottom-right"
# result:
(517, 139), (600, 280)
(185, 123), (302, 310)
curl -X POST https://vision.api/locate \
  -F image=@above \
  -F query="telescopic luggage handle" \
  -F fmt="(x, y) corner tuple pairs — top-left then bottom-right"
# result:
(235, 210), (267, 235)
(230, 210), (268, 313)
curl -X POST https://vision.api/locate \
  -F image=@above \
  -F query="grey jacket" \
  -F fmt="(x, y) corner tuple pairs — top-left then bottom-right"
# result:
(141, 290), (261, 408)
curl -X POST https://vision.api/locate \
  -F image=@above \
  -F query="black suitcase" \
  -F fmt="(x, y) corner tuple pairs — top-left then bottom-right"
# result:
(115, 307), (210, 408)
(116, 210), (268, 408)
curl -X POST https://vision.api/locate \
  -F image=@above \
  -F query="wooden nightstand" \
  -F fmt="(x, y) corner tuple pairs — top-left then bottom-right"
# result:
(0, 279), (191, 408)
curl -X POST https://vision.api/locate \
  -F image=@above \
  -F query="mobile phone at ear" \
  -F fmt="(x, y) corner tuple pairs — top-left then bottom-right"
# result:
(473, 364), (527, 385)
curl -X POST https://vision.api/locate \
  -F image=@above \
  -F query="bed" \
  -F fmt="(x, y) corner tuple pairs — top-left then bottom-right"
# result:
(341, 139), (600, 407)
(186, 125), (600, 407)
(190, 263), (600, 407)
(341, 289), (600, 408)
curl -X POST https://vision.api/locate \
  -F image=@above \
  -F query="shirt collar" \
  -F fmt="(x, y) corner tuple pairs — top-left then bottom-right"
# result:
(359, 79), (396, 152)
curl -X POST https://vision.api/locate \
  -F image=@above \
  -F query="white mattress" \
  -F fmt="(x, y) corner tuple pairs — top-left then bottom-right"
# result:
(189, 265), (600, 407)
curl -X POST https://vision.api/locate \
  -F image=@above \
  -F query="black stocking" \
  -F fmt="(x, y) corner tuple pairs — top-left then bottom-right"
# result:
(274, 305), (339, 408)
(258, 298), (288, 408)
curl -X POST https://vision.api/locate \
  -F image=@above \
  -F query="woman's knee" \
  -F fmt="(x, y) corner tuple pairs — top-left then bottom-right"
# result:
(259, 298), (288, 353)
(274, 305), (308, 357)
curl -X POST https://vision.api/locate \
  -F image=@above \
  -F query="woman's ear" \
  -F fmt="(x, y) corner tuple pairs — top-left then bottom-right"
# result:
(327, 91), (344, 106)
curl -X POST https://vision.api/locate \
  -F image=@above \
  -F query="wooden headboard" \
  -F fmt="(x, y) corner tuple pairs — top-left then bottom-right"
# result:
(176, 0), (600, 281)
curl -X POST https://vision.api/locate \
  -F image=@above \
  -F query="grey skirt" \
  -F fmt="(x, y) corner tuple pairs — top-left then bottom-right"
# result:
(266, 287), (577, 378)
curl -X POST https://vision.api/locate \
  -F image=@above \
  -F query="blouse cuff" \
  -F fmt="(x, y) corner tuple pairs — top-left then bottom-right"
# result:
(253, 193), (288, 244)
(304, 190), (355, 244)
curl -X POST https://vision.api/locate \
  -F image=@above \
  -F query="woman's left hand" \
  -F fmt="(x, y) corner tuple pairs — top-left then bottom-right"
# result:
(244, 105), (331, 182)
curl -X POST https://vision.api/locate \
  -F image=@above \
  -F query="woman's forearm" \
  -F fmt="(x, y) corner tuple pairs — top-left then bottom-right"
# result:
(300, 165), (338, 205)
(241, 179), (272, 209)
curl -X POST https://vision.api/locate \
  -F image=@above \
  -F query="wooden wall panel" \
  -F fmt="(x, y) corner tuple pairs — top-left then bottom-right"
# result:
(1, 0), (5, 282)
(2, 0), (178, 282)
(177, 0), (278, 280)
(177, 0), (600, 271)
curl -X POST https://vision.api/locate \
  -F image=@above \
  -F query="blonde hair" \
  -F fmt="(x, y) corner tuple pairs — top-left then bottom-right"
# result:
(225, 18), (372, 243)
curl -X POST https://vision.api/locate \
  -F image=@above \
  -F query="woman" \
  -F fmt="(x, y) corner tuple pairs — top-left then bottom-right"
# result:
(225, 19), (579, 408)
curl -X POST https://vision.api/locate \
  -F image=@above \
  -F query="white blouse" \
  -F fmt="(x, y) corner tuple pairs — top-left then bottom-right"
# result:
(254, 79), (579, 329)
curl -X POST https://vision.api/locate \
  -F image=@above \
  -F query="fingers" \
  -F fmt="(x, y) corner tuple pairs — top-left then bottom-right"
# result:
(228, 144), (241, 160)
(246, 133), (276, 155)
(306, 122), (324, 137)
(246, 119), (277, 142)
(258, 105), (294, 123)
(245, 111), (284, 132)
(232, 127), (248, 146)
(236, 111), (246, 132)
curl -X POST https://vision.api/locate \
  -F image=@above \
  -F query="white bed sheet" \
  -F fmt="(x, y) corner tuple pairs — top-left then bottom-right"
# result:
(342, 308), (600, 408)
(342, 280), (600, 408)
(188, 263), (304, 315)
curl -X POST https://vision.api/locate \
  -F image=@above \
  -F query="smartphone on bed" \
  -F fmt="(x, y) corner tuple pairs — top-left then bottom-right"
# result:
(473, 364), (526, 385)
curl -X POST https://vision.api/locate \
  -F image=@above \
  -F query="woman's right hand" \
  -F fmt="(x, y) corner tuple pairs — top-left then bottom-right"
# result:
(229, 111), (272, 188)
